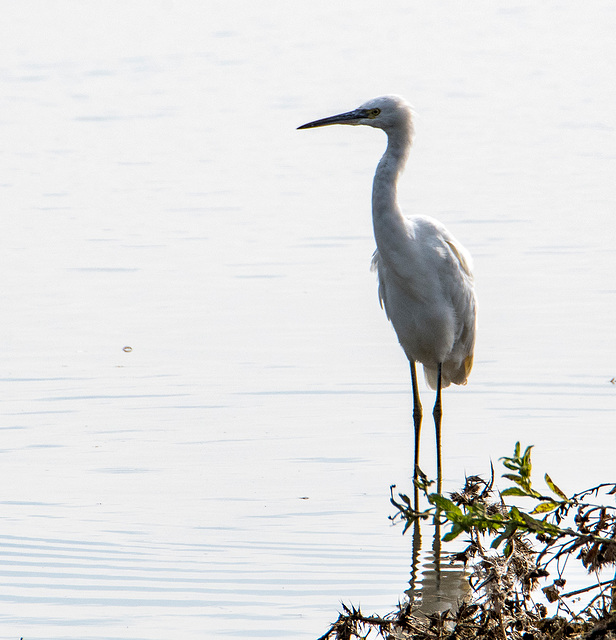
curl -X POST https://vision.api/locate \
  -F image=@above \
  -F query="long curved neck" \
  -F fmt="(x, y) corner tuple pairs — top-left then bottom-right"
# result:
(372, 124), (412, 233)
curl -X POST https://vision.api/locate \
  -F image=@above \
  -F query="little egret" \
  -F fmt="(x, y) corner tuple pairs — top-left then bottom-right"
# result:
(298, 95), (477, 493)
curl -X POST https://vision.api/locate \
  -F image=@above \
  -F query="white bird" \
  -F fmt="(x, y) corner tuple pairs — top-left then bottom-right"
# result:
(298, 95), (477, 493)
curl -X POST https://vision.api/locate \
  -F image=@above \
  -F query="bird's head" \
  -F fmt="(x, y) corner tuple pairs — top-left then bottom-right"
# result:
(298, 95), (414, 135)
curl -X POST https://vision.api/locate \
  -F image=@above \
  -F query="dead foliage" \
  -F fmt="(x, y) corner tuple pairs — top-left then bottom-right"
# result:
(317, 445), (616, 640)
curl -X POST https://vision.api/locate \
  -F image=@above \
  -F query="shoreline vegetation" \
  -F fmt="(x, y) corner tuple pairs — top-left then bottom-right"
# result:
(318, 444), (616, 640)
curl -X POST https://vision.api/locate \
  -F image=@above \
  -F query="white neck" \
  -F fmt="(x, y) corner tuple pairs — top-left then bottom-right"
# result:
(371, 124), (413, 237)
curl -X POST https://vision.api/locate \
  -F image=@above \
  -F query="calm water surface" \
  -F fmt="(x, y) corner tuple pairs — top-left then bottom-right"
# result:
(1, 1), (615, 638)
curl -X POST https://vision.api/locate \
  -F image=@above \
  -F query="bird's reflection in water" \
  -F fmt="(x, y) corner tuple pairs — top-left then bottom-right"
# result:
(405, 518), (470, 615)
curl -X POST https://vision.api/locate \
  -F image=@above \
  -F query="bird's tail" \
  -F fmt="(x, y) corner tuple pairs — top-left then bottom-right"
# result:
(423, 354), (473, 390)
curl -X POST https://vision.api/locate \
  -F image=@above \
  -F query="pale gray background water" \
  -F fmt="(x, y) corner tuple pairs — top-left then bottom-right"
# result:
(1, 1), (615, 638)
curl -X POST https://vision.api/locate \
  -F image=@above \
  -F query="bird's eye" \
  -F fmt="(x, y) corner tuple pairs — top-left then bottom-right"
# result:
(367, 108), (381, 118)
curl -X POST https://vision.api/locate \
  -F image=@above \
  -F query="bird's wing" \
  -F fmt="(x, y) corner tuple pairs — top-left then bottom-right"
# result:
(373, 216), (473, 302)
(444, 238), (472, 279)
(371, 217), (476, 385)
(370, 249), (389, 313)
(432, 222), (477, 384)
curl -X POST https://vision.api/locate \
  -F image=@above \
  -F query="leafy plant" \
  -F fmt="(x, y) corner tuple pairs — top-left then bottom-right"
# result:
(390, 442), (616, 628)
(319, 444), (616, 639)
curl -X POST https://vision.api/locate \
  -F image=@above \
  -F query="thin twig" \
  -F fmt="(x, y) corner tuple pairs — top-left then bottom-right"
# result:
(560, 578), (614, 599)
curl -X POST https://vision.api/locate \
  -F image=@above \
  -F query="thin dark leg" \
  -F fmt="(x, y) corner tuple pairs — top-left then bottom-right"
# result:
(404, 517), (422, 606)
(432, 509), (442, 589)
(432, 363), (443, 495)
(410, 361), (423, 507)
(431, 366), (444, 602)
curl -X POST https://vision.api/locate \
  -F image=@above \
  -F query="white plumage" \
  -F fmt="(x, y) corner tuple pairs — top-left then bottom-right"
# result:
(299, 95), (477, 491)
(371, 215), (475, 390)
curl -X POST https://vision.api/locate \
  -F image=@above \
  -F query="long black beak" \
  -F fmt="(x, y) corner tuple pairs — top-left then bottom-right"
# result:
(297, 108), (368, 130)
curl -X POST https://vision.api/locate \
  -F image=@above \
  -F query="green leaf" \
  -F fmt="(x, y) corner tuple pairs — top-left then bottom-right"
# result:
(545, 473), (568, 501)
(493, 524), (516, 553)
(443, 523), (464, 542)
(520, 511), (543, 531)
(491, 522), (517, 549)
(509, 506), (525, 523)
(501, 487), (529, 497)
(532, 501), (560, 514)
(502, 473), (524, 484)
(491, 534), (506, 549)
(429, 494), (462, 516)
(501, 460), (519, 471)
